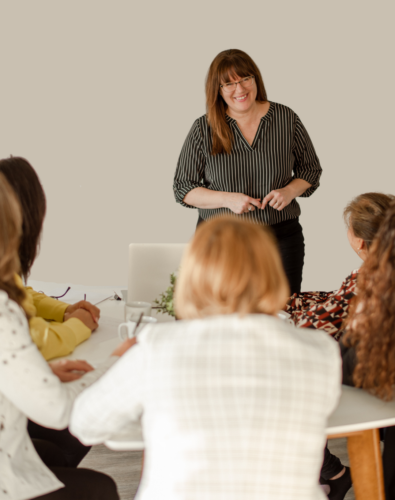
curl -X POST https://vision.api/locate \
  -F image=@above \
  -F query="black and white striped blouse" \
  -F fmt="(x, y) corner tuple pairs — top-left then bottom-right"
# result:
(173, 101), (322, 225)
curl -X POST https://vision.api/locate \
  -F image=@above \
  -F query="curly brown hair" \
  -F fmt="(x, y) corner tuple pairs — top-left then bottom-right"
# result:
(0, 173), (28, 310)
(343, 199), (395, 400)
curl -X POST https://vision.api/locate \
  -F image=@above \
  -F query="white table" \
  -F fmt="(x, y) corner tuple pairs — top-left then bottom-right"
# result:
(68, 299), (393, 500)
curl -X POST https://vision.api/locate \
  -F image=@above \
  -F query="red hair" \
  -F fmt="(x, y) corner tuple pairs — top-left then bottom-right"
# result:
(205, 49), (267, 155)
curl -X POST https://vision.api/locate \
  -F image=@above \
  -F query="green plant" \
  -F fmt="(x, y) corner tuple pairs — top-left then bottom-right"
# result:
(153, 273), (176, 317)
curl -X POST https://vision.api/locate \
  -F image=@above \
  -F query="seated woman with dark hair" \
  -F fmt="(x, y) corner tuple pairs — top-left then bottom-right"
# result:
(70, 215), (341, 500)
(0, 156), (101, 362)
(0, 156), (108, 468)
(340, 199), (395, 500)
(0, 172), (134, 500)
(286, 192), (395, 339)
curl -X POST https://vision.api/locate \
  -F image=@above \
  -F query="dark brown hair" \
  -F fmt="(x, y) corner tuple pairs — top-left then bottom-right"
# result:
(0, 157), (46, 280)
(343, 200), (395, 400)
(206, 49), (267, 156)
(343, 192), (395, 249)
(0, 173), (28, 309)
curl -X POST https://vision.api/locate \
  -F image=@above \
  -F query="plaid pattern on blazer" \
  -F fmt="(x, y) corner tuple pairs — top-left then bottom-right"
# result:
(71, 314), (341, 500)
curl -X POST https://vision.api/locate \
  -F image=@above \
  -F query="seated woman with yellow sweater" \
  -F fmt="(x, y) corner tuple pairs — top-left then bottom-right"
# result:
(0, 156), (99, 360)
(18, 274), (98, 360)
(1, 156), (102, 468)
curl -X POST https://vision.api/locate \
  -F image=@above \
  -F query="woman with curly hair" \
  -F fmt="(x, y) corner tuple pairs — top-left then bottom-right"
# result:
(286, 192), (394, 340)
(341, 199), (395, 499)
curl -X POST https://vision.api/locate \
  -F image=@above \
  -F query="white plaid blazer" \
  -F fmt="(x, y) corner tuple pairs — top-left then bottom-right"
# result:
(71, 314), (341, 500)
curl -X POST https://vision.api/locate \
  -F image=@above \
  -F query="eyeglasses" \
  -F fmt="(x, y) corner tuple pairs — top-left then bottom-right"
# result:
(220, 76), (255, 93)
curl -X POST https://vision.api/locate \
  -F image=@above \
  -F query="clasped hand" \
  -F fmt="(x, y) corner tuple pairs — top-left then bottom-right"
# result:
(63, 300), (100, 332)
(225, 186), (293, 214)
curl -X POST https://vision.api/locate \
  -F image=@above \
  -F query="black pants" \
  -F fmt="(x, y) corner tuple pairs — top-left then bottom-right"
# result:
(197, 216), (305, 295)
(322, 427), (395, 498)
(321, 443), (343, 480)
(28, 420), (90, 468)
(30, 439), (119, 500)
(382, 426), (395, 500)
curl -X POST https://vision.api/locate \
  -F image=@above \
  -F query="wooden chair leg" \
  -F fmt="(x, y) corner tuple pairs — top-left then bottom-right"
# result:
(140, 451), (144, 480)
(347, 429), (385, 500)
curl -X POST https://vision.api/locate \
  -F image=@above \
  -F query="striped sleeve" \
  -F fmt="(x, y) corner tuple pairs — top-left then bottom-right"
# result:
(173, 120), (206, 208)
(173, 103), (323, 224)
(292, 115), (322, 197)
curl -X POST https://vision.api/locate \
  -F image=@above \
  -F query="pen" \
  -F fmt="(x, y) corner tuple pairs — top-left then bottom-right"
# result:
(83, 293), (99, 325)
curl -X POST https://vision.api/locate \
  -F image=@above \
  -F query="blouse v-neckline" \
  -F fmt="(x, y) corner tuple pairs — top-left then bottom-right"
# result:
(226, 101), (274, 151)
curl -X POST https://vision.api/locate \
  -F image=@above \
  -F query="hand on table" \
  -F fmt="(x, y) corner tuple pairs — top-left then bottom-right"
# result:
(65, 301), (100, 323)
(224, 192), (262, 214)
(112, 337), (137, 357)
(64, 308), (99, 332)
(261, 186), (294, 211)
(49, 359), (94, 382)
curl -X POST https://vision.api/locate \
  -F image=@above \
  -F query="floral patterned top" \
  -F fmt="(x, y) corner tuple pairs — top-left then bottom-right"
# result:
(285, 270), (359, 340)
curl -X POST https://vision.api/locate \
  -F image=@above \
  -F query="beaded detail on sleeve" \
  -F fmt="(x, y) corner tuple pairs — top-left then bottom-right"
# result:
(285, 270), (359, 340)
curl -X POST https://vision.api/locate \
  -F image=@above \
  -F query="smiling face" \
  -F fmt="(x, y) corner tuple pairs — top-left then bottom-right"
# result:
(220, 74), (258, 116)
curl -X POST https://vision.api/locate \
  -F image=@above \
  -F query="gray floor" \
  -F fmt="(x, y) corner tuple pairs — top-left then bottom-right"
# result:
(80, 438), (354, 499)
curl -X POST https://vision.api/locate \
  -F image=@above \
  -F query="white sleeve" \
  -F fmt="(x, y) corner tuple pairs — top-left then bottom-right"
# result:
(70, 343), (145, 445)
(0, 298), (117, 429)
(323, 336), (342, 417)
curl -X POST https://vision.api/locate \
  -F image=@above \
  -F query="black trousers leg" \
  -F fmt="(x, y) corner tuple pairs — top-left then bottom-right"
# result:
(32, 439), (68, 468)
(269, 218), (305, 295)
(383, 426), (395, 499)
(28, 420), (91, 467)
(29, 438), (119, 500)
(320, 443), (344, 481)
(29, 467), (119, 500)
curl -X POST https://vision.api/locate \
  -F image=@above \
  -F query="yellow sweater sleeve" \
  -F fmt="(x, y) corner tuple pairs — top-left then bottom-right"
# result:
(27, 286), (69, 322)
(29, 317), (91, 361)
(15, 275), (92, 361)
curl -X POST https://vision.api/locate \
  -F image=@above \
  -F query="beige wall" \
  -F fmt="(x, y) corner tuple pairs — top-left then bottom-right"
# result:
(0, 1), (394, 290)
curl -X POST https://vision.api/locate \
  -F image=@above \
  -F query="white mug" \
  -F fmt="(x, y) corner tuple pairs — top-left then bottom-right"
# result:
(118, 316), (157, 340)
(124, 301), (152, 322)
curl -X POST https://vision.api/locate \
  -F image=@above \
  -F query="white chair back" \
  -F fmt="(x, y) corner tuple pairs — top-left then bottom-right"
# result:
(127, 244), (187, 304)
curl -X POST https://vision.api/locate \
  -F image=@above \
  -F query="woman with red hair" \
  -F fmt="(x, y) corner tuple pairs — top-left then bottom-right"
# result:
(173, 49), (322, 294)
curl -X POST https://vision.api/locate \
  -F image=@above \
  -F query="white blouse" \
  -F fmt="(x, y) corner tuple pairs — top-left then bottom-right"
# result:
(71, 313), (341, 500)
(0, 291), (117, 500)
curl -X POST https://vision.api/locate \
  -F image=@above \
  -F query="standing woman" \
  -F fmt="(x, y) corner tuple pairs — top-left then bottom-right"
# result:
(173, 49), (322, 293)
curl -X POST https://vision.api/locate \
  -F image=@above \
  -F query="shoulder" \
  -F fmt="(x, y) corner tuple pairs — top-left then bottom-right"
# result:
(341, 269), (359, 292)
(193, 114), (210, 135)
(182, 115), (209, 144)
(138, 315), (340, 378)
(140, 313), (338, 353)
(0, 291), (30, 349)
(269, 101), (298, 120)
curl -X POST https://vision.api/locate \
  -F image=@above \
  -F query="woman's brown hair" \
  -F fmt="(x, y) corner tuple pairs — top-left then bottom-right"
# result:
(343, 192), (395, 249)
(343, 200), (395, 400)
(0, 173), (28, 309)
(206, 49), (267, 156)
(0, 157), (46, 280)
(175, 215), (289, 319)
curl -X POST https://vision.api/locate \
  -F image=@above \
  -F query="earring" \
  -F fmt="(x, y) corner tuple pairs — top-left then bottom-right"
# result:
(357, 249), (362, 256)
